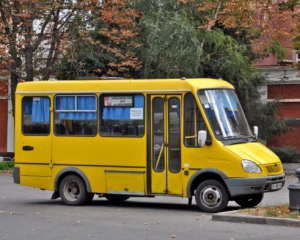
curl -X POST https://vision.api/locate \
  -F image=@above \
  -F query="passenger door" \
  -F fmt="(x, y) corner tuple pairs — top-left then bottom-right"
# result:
(150, 95), (182, 195)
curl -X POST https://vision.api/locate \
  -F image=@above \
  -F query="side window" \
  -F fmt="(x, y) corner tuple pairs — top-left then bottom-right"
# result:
(184, 93), (207, 147)
(54, 95), (97, 136)
(22, 97), (50, 135)
(100, 94), (145, 137)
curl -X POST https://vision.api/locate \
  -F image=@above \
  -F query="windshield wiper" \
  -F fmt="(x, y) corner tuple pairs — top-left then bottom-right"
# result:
(221, 136), (249, 142)
(221, 135), (256, 142)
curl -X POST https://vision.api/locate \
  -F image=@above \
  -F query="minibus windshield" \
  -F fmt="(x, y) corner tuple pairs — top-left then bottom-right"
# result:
(198, 89), (254, 142)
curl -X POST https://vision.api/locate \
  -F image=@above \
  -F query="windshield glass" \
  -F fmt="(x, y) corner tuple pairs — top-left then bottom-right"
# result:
(198, 89), (253, 141)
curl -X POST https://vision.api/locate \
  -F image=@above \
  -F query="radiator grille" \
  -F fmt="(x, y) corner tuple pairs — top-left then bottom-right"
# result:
(265, 164), (282, 174)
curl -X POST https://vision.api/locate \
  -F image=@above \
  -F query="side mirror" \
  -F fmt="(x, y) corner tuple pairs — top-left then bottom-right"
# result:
(198, 130), (207, 147)
(253, 126), (258, 139)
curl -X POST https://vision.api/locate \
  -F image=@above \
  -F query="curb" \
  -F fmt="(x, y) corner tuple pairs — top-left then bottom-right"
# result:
(212, 210), (300, 227)
(285, 171), (297, 176)
(0, 170), (12, 174)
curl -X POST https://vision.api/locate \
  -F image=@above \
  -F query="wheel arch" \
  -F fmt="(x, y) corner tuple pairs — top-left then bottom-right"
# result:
(186, 168), (229, 198)
(54, 168), (92, 193)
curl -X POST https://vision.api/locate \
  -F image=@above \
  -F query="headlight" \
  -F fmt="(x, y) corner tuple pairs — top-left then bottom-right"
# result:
(242, 160), (261, 173)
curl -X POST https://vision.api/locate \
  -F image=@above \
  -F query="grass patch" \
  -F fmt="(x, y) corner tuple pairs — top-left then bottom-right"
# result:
(0, 161), (14, 171)
(239, 203), (300, 219)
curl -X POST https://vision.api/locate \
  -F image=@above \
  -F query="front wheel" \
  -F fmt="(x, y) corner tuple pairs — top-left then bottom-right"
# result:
(234, 193), (264, 208)
(59, 174), (88, 206)
(195, 180), (229, 213)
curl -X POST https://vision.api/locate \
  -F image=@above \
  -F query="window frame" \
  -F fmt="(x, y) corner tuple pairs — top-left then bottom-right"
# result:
(54, 94), (98, 137)
(99, 93), (145, 137)
(22, 96), (51, 136)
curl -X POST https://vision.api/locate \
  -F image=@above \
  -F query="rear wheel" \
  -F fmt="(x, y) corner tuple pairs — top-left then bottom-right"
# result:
(59, 175), (88, 206)
(104, 194), (130, 202)
(234, 193), (264, 208)
(195, 180), (229, 213)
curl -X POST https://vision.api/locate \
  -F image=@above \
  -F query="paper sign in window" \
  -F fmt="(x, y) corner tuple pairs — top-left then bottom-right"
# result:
(130, 108), (143, 119)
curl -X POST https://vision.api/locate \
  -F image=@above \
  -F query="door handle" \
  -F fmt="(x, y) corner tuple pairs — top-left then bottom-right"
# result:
(23, 146), (34, 151)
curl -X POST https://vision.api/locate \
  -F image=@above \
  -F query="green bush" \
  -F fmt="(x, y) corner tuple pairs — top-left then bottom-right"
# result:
(0, 161), (14, 170)
(269, 146), (299, 163)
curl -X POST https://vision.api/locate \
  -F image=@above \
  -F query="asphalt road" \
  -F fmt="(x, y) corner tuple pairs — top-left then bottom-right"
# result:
(0, 173), (299, 240)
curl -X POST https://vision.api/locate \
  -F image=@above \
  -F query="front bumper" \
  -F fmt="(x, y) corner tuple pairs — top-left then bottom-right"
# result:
(225, 173), (285, 197)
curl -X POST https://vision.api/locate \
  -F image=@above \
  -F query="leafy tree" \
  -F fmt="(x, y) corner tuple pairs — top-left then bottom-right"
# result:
(56, 0), (294, 139)
(200, 29), (290, 139)
(193, 0), (297, 57)
(133, 0), (292, 139)
(55, 0), (142, 79)
(0, 0), (88, 115)
(133, 0), (201, 78)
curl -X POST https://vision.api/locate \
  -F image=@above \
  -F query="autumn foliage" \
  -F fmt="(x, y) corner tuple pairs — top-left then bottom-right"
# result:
(84, 0), (142, 77)
(182, 0), (299, 57)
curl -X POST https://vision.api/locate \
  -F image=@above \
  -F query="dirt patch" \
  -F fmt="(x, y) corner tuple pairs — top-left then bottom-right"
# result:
(239, 203), (300, 219)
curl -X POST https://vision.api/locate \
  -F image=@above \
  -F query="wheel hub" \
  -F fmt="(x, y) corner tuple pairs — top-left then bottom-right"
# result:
(64, 181), (80, 200)
(71, 186), (79, 194)
(201, 186), (221, 206)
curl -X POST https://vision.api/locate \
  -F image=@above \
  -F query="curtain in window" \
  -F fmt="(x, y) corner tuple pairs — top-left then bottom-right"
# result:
(32, 97), (50, 123)
(56, 96), (75, 110)
(56, 96), (96, 120)
(102, 95), (144, 120)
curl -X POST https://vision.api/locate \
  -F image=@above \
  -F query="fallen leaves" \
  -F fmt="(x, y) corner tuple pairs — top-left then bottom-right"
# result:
(239, 203), (300, 219)
(196, 215), (206, 220)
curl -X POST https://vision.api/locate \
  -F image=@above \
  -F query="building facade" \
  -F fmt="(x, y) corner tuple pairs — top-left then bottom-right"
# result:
(0, 79), (8, 152)
(257, 63), (300, 153)
(0, 77), (14, 153)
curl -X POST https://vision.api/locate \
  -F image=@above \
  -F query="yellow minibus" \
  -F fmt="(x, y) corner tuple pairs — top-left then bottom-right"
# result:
(13, 78), (285, 213)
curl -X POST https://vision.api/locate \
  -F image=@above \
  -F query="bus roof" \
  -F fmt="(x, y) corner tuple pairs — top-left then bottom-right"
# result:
(16, 78), (234, 94)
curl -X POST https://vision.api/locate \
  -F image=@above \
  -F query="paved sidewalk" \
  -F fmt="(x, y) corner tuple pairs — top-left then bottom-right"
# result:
(213, 167), (300, 227)
(212, 210), (300, 227)
(283, 163), (300, 176)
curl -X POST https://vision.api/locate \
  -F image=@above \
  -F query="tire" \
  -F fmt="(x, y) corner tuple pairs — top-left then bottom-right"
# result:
(59, 174), (88, 206)
(104, 194), (130, 202)
(195, 180), (229, 213)
(234, 193), (264, 208)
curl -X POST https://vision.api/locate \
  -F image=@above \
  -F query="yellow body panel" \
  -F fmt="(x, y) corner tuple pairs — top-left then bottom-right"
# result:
(105, 170), (146, 195)
(13, 78), (284, 201)
(225, 142), (281, 165)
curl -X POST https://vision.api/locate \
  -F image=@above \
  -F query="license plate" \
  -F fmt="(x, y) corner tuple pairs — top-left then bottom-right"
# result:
(271, 183), (283, 190)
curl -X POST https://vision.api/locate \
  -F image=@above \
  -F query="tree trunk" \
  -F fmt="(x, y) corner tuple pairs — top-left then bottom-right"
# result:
(25, 50), (34, 81)
(9, 57), (22, 118)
